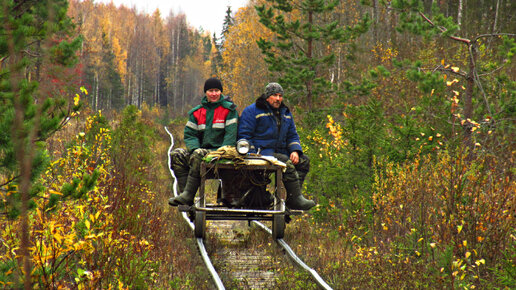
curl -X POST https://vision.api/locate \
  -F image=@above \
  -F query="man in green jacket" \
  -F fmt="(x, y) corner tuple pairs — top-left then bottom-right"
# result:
(169, 77), (238, 206)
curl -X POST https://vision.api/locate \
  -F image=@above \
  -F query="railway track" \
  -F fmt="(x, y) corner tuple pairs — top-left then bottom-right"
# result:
(165, 127), (332, 289)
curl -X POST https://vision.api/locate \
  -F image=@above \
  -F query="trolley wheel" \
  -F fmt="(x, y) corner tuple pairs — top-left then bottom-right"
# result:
(194, 211), (206, 239)
(272, 214), (285, 239)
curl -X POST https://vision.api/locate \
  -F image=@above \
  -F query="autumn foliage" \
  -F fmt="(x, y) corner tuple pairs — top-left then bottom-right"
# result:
(1, 109), (208, 288)
(1, 0), (515, 288)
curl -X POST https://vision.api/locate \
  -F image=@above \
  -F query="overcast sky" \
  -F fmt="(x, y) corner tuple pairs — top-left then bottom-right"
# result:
(95, 0), (250, 36)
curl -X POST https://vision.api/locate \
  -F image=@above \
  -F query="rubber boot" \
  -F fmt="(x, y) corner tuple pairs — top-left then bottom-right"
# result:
(284, 180), (315, 210)
(169, 176), (201, 206)
(175, 173), (188, 193)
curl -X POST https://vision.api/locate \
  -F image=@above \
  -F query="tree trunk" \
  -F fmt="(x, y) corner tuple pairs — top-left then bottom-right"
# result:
(463, 41), (477, 145)
(94, 72), (99, 111)
(457, 0), (463, 31)
(10, 52), (34, 290)
(492, 0), (500, 33)
(373, 0), (379, 43)
(306, 10), (313, 111)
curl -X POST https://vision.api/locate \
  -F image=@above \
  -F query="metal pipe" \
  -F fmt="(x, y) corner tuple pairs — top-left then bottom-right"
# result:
(196, 207), (284, 215)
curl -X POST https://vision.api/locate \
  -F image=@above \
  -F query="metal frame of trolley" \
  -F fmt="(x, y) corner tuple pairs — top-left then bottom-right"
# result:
(179, 159), (296, 239)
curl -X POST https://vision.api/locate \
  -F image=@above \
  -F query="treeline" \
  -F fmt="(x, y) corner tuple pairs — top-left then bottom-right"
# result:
(68, 0), (515, 116)
(67, 0), (218, 113)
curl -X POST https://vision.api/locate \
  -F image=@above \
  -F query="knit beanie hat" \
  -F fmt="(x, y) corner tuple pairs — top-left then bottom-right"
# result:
(204, 77), (223, 93)
(264, 82), (284, 98)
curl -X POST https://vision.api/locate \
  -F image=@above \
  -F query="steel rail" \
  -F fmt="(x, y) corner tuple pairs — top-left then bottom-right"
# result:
(165, 126), (225, 290)
(252, 221), (333, 290)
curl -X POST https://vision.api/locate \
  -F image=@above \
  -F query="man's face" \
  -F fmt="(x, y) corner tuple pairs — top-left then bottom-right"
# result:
(266, 93), (283, 109)
(206, 88), (221, 103)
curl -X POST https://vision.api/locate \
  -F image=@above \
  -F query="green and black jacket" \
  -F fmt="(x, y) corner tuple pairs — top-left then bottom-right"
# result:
(184, 96), (238, 152)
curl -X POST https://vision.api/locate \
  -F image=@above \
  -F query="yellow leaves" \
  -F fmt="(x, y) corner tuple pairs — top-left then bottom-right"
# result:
(475, 259), (485, 266)
(118, 280), (128, 290)
(442, 59), (460, 72)
(308, 115), (346, 158)
(447, 79), (459, 86)
(49, 189), (62, 196)
(74, 93), (80, 106)
(372, 43), (399, 63)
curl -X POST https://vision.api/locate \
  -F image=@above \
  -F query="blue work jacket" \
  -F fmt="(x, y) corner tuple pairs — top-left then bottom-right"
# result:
(238, 97), (303, 156)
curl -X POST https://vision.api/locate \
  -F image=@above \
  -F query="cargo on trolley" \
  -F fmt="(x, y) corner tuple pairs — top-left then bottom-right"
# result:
(177, 140), (302, 240)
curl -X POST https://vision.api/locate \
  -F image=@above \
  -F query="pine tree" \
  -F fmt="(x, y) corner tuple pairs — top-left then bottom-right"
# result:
(387, 0), (516, 145)
(255, 0), (370, 110)
(0, 0), (83, 285)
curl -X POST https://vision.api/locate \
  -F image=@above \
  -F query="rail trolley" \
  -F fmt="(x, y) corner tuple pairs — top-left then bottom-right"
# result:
(177, 140), (303, 240)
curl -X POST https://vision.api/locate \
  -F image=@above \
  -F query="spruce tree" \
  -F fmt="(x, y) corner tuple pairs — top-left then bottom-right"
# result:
(213, 6), (235, 74)
(221, 5), (234, 45)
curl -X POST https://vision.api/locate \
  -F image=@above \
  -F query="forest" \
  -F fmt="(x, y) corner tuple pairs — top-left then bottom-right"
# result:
(1, 0), (514, 288)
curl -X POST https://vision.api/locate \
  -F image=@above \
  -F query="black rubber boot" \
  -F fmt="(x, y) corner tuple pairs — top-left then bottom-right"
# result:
(284, 180), (316, 210)
(169, 176), (201, 206)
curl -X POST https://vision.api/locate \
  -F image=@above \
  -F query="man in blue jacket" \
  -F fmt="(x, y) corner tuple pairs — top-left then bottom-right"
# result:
(238, 82), (315, 210)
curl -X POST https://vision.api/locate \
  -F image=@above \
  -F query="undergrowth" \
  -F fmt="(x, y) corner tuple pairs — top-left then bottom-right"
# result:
(0, 106), (208, 288)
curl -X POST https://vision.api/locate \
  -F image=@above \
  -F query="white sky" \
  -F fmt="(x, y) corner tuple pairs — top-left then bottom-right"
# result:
(95, 0), (250, 36)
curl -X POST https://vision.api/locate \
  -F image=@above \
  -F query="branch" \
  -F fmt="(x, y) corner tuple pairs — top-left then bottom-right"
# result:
(467, 45), (493, 117)
(474, 33), (516, 42)
(1, 175), (20, 187)
(472, 67), (493, 117)
(431, 65), (468, 78)
(478, 64), (507, 78)
(22, 49), (42, 58)
(418, 11), (471, 44)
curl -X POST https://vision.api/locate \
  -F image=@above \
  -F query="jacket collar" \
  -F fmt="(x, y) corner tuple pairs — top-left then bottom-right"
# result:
(201, 95), (228, 108)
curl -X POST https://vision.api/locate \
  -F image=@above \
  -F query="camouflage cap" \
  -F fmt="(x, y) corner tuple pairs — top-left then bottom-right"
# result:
(265, 82), (284, 98)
